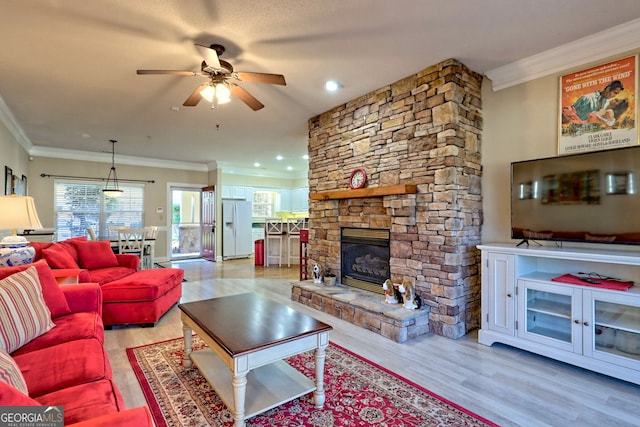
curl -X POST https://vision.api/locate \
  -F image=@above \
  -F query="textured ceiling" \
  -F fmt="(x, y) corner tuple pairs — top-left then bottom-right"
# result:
(1, 0), (640, 177)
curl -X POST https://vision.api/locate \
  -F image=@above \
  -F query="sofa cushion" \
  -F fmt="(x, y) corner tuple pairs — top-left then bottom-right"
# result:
(101, 268), (184, 302)
(13, 337), (111, 397)
(0, 348), (28, 394)
(87, 267), (137, 285)
(11, 312), (104, 356)
(75, 241), (119, 270)
(42, 244), (79, 269)
(0, 381), (39, 405)
(0, 266), (55, 353)
(35, 379), (125, 425)
(0, 260), (71, 318)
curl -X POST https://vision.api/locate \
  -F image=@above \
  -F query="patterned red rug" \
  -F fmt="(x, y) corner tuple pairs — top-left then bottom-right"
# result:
(127, 336), (498, 427)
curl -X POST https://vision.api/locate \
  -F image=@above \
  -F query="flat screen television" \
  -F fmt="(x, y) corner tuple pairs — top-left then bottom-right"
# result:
(511, 145), (640, 246)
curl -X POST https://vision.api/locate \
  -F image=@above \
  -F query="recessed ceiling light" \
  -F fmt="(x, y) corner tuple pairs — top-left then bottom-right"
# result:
(276, 155), (284, 160)
(287, 166), (293, 171)
(325, 80), (340, 92)
(302, 154), (309, 160)
(254, 162), (260, 167)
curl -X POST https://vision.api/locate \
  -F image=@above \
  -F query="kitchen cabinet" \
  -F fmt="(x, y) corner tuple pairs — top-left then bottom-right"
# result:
(478, 243), (640, 385)
(221, 186), (249, 200)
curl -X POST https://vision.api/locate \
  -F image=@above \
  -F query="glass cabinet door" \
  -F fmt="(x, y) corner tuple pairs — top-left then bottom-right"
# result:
(518, 280), (582, 352)
(587, 291), (640, 368)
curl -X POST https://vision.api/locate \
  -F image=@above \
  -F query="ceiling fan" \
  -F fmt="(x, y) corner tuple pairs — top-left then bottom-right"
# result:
(136, 43), (286, 111)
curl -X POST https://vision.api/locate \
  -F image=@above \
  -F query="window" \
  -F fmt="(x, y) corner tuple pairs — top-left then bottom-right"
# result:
(54, 181), (144, 240)
(252, 191), (278, 217)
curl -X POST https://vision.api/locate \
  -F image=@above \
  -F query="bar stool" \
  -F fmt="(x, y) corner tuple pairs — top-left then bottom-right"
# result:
(265, 218), (284, 267)
(286, 218), (304, 267)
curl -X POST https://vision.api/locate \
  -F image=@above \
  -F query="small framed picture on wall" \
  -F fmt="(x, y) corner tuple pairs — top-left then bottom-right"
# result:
(4, 166), (12, 195)
(13, 175), (26, 196)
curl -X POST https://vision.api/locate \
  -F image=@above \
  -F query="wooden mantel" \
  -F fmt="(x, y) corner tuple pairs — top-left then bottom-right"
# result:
(310, 184), (417, 201)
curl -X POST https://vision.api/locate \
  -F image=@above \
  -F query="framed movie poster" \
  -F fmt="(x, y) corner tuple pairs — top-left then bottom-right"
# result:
(559, 55), (638, 155)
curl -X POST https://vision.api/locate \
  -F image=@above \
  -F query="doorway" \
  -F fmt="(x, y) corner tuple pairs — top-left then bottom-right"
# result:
(170, 186), (202, 260)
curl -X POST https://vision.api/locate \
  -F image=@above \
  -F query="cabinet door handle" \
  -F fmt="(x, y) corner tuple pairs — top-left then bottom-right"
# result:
(507, 293), (512, 298)
(574, 319), (580, 324)
(583, 321), (589, 326)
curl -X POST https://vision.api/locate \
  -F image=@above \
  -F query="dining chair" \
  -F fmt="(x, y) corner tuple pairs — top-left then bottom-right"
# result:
(265, 218), (284, 267)
(143, 226), (159, 268)
(118, 228), (147, 269)
(108, 225), (129, 240)
(86, 227), (98, 241)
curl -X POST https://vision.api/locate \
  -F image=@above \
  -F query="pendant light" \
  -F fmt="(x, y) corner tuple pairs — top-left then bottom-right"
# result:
(103, 139), (123, 197)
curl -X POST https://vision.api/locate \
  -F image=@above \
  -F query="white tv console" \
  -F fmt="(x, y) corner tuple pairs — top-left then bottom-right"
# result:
(478, 243), (640, 385)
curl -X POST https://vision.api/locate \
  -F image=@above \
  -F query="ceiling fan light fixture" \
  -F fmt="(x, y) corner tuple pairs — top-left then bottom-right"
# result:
(103, 139), (124, 198)
(215, 83), (231, 104)
(200, 85), (215, 103)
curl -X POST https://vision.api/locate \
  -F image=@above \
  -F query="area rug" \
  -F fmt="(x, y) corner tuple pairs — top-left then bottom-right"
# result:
(127, 336), (498, 427)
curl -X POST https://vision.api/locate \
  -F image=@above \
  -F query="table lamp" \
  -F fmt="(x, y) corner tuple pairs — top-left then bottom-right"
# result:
(0, 195), (43, 267)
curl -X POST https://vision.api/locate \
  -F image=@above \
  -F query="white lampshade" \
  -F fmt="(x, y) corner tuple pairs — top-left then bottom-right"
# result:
(0, 195), (43, 267)
(0, 195), (43, 233)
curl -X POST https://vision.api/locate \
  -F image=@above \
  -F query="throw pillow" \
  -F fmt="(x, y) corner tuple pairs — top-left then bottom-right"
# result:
(59, 236), (87, 264)
(0, 348), (28, 394)
(28, 242), (52, 262)
(75, 241), (119, 270)
(0, 260), (71, 319)
(0, 266), (55, 353)
(41, 244), (79, 269)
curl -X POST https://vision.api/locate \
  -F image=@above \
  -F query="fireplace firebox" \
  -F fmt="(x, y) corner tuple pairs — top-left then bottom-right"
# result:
(340, 228), (390, 294)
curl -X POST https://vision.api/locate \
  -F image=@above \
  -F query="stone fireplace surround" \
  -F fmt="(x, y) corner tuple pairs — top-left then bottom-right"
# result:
(292, 59), (483, 341)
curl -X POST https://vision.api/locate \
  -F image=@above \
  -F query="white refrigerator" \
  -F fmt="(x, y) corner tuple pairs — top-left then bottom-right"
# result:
(222, 200), (253, 260)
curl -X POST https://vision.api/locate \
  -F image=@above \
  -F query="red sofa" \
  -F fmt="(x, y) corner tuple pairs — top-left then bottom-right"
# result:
(30, 236), (140, 284)
(29, 237), (184, 327)
(0, 261), (152, 426)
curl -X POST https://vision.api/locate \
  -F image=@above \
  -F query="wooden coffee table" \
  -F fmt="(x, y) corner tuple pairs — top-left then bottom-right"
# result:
(179, 293), (332, 427)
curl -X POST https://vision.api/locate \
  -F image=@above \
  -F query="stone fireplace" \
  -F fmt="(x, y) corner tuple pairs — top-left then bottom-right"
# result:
(295, 58), (483, 340)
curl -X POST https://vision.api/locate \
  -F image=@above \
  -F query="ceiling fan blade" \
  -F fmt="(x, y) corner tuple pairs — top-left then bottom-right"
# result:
(236, 72), (286, 86)
(183, 83), (208, 106)
(137, 69), (198, 76)
(229, 84), (264, 111)
(195, 43), (221, 69)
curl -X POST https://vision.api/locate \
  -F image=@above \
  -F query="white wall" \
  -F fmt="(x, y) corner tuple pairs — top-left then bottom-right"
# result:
(481, 49), (639, 249)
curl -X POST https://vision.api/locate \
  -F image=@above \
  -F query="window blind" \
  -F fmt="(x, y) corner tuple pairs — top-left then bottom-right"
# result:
(54, 180), (145, 240)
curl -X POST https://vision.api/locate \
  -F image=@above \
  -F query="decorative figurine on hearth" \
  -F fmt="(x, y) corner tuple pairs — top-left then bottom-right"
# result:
(312, 264), (323, 284)
(382, 279), (400, 304)
(398, 278), (421, 310)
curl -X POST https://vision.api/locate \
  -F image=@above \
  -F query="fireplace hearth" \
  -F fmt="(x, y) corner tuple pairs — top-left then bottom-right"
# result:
(341, 228), (390, 294)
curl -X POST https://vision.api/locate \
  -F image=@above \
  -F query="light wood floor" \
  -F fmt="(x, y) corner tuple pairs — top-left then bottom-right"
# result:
(104, 259), (640, 427)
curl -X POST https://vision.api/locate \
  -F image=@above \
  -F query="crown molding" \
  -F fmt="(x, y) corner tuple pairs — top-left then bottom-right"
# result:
(0, 94), (32, 151)
(486, 18), (640, 91)
(218, 161), (307, 179)
(29, 146), (209, 172)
